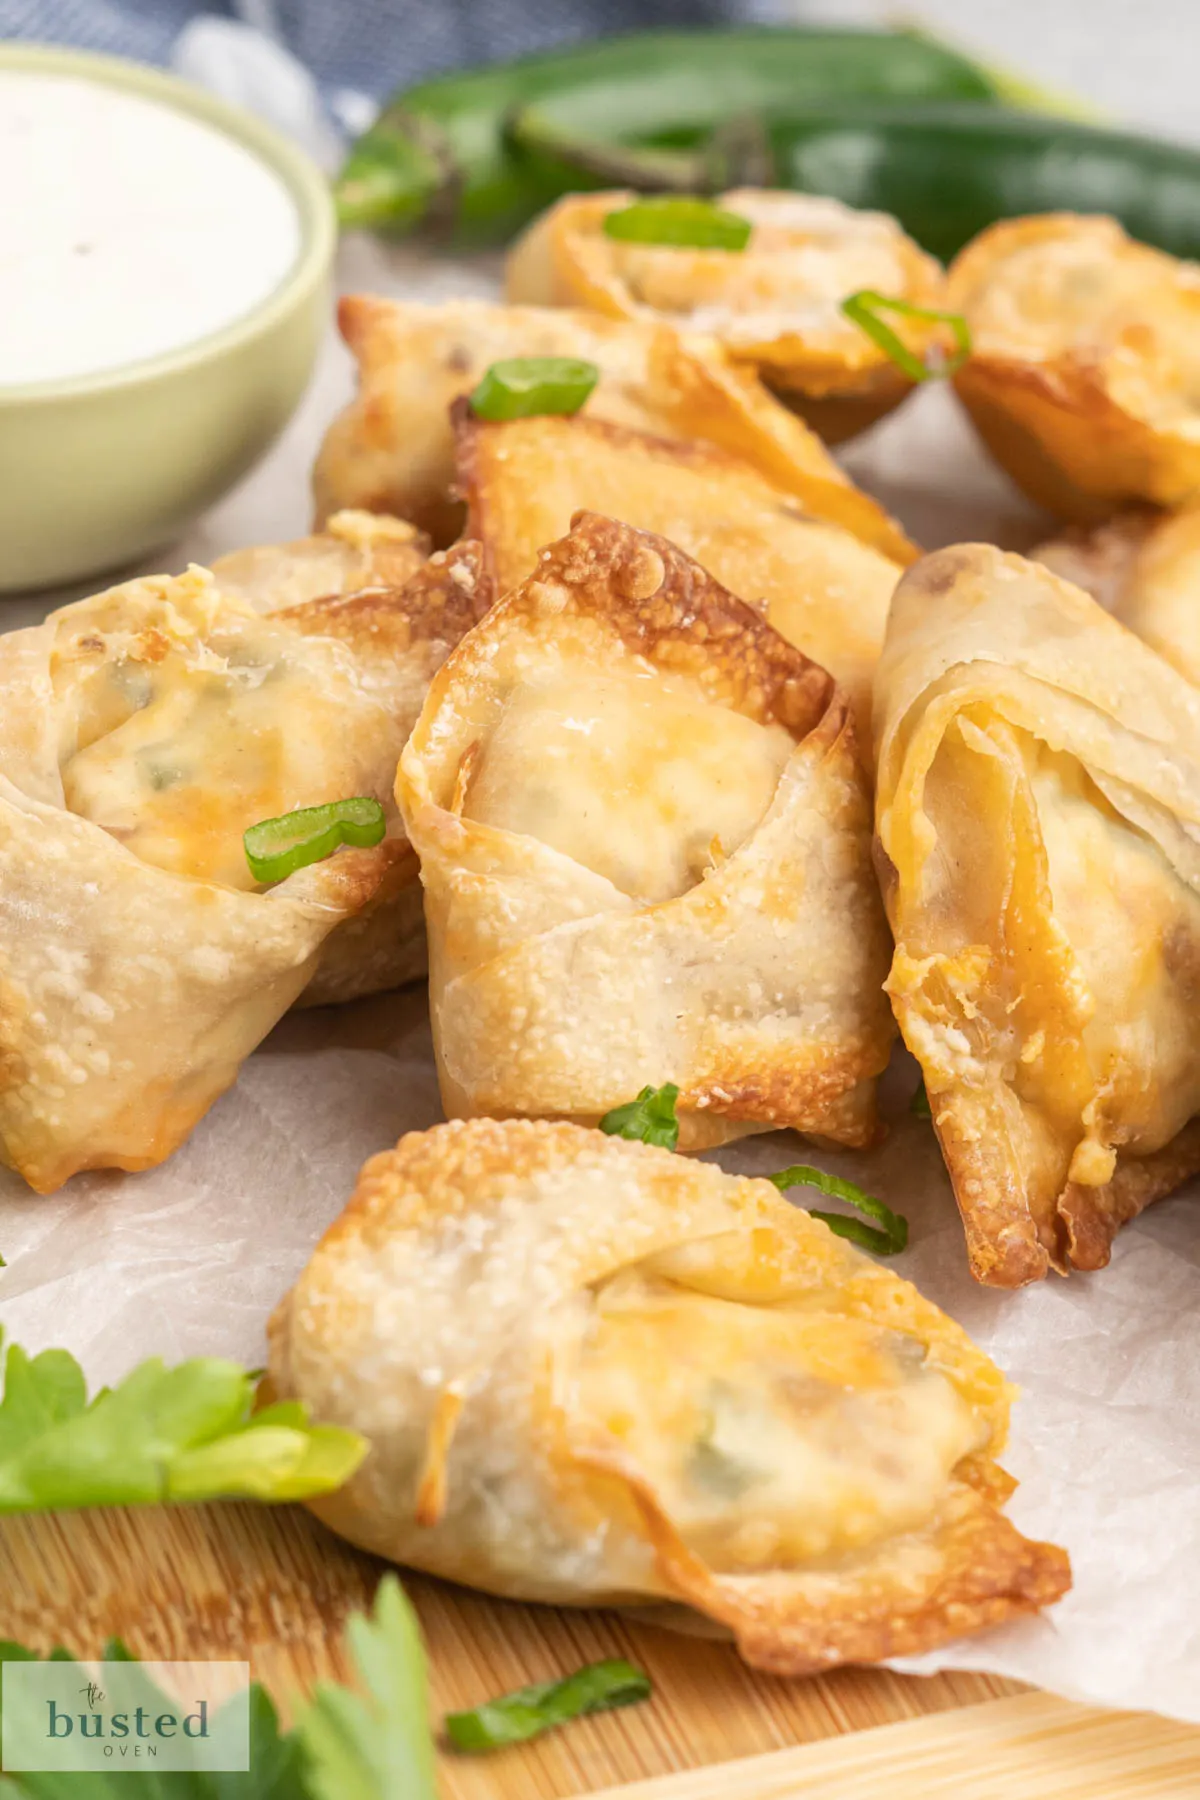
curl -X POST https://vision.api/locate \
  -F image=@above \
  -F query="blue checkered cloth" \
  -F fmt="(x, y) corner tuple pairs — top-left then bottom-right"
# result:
(0, 0), (731, 97)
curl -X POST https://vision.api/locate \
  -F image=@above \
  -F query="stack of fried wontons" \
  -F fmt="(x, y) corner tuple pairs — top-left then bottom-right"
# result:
(22, 194), (1200, 1673)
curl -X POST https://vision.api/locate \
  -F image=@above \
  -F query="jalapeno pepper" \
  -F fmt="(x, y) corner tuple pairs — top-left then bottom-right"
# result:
(334, 28), (1001, 240)
(527, 102), (1200, 265)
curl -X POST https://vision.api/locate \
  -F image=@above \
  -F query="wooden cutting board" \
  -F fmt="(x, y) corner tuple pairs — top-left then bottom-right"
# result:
(1, 1499), (1197, 1797)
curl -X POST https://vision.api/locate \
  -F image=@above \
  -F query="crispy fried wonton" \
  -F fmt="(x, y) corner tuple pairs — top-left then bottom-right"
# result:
(312, 295), (914, 562)
(0, 543), (490, 1190)
(210, 508), (430, 612)
(949, 214), (1200, 522)
(1036, 503), (1200, 689)
(268, 1117), (1071, 1673)
(875, 542), (1200, 1286)
(398, 512), (894, 1151)
(454, 405), (902, 733)
(507, 189), (948, 443)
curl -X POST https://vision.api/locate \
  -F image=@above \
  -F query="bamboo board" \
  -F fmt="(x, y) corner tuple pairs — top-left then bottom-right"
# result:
(0, 1499), (1193, 1797)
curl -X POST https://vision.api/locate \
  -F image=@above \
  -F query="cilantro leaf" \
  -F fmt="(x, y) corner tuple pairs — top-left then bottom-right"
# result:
(599, 1083), (680, 1149)
(296, 1576), (436, 1800)
(0, 1578), (433, 1799)
(0, 1333), (366, 1514)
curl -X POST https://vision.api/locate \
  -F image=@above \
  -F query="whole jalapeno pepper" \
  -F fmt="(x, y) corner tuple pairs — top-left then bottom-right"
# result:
(335, 28), (1001, 241)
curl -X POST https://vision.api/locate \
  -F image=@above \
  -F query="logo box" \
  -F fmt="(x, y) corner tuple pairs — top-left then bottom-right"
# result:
(2, 1660), (250, 1773)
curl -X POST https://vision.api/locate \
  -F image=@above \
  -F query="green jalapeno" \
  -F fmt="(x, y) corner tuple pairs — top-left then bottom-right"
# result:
(335, 28), (1001, 240)
(769, 1165), (908, 1256)
(469, 356), (599, 421)
(243, 797), (386, 885)
(602, 196), (753, 250)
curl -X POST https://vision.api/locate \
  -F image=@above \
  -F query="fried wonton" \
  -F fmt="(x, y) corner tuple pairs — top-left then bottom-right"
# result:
(875, 542), (1200, 1286)
(455, 406), (902, 734)
(268, 1117), (1070, 1673)
(210, 508), (430, 612)
(507, 189), (948, 443)
(0, 544), (490, 1191)
(312, 295), (914, 562)
(948, 214), (1200, 522)
(1036, 504), (1200, 688)
(398, 512), (894, 1151)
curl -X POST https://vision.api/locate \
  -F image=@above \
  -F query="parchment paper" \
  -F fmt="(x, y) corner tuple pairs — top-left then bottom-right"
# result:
(3, 238), (1197, 1723)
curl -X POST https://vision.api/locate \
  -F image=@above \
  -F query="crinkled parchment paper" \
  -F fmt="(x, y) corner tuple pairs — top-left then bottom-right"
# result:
(2, 238), (1197, 1721)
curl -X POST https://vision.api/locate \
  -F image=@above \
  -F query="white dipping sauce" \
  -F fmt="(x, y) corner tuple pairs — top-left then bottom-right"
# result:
(0, 71), (302, 385)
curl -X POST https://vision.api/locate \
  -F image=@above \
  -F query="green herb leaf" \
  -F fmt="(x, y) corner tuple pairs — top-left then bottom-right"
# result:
(602, 196), (752, 250)
(0, 1577), (435, 1800)
(599, 1083), (680, 1150)
(0, 1332), (366, 1514)
(910, 1077), (933, 1119)
(768, 1165), (908, 1256)
(296, 1576), (437, 1800)
(244, 797), (386, 886)
(840, 290), (972, 382)
(445, 1659), (651, 1754)
(469, 356), (600, 421)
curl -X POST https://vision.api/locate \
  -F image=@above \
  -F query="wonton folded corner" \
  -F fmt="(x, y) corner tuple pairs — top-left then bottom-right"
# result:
(398, 511), (894, 1151)
(875, 541), (1200, 1286)
(311, 294), (916, 563)
(268, 1117), (1071, 1675)
(0, 533), (490, 1193)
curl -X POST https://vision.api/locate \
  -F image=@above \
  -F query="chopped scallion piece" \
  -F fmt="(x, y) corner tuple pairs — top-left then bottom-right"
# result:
(603, 195), (752, 250)
(445, 1659), (651, 1754)
(599, 1082), (680, 1150)
(769, 1164), (908, 1256)
(244, 796), (386, 885)
(469, 356), (599, 421)
(840, 290), (972, 382)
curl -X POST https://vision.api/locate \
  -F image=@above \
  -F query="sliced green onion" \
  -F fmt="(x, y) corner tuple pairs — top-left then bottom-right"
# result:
(603, 196), (753, 251)
(840, 290), (972, 382)
(599, 1083), (680, 1150)
(910, 1077), (933, 1119)
(469, 356), (599, 421)
(243, 796), (386, 885)
(769, 1164), (908, 1256)
(445, 1659), (651, 1754)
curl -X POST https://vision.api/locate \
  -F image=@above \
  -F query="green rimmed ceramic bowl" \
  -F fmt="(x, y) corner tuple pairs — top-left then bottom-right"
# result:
(0, 44), (336, 593)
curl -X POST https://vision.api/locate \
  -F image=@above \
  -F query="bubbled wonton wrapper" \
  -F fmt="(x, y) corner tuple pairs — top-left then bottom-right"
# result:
(398, 512), (895, 1150)
(875, 542), (1200, 1285)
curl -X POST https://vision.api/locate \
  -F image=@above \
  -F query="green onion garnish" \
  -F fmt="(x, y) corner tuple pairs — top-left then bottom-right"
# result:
(243, 796), (386, 885)
(769, 1164), (908, 1256)
(910, 1077), (933, 1119)
(840, 290), (972, 382)
(599, 1082), (680, 1150)
(603, 196), (753, 251)
(445, 1659), (651, 1754)
(469, 356), (599, 422)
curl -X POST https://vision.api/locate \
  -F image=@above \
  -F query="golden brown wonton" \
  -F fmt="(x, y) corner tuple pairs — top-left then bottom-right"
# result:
(0, 543), (490, 1190)
(398, 512), (894, 1151)
(507, 189), (948, 443)
(311, 295), (914, 562)
(1036, 503), (1200, 689)
(210, 508), (430, 612)
(455, 405), (901, 733)
(949, 214), (1200, 522)
(269, 1117), (1071, 1673)
(875, 541), (1200, 1286)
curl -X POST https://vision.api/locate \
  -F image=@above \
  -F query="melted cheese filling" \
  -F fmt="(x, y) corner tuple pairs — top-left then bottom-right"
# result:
(58, 622), (383, 891)
(460, 661), (793, 901)
(603, 193), (916, 347)
(574, 1271), (984, 1571)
